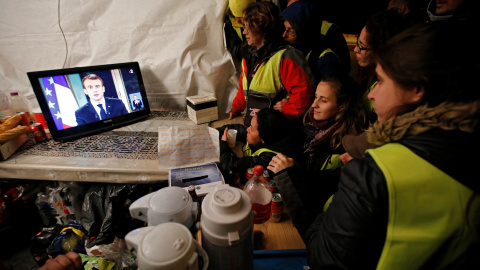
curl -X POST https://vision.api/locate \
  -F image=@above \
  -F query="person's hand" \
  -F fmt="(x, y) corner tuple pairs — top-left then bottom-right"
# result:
(229, 112), (234, 120)
(268, 153), (294, 174)
(39, 252), (83, 270)
(339, 152), (353, 165)
(221, 127), (228, 142)
(273, 99), (288, 112)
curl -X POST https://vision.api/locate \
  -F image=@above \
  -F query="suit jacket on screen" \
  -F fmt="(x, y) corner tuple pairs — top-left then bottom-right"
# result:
(75, 97), (128, 125)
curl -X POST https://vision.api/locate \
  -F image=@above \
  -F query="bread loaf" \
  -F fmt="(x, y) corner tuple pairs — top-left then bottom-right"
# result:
(0, 125), (30, 144)
(0, 115), (22, 133)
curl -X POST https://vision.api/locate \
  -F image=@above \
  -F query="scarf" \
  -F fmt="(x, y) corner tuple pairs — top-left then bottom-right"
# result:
(303, 109), (341, 164)
(367, 101), (480, 146)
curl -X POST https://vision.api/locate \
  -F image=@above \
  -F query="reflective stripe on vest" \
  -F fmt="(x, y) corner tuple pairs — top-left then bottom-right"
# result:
(242, 49), (286, 100)
(244, 142), (280, 157)
(305, 48), (337, 62)
(321, 20), (333, 36)
(367, 143), (474, 269)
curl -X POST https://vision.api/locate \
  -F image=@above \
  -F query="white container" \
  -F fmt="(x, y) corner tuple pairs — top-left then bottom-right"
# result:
(125, 223), (208, 270)
(200, 184), (253, 270)
(9, 91), (35, 123)
(129, 186), (198, 229)
(0, 90), (12, 118)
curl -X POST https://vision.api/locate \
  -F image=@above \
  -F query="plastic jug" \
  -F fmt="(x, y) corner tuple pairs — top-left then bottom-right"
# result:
(199, 184), (253, 270)
(125, 222), (208, 270)
(129, 186), (198, 229)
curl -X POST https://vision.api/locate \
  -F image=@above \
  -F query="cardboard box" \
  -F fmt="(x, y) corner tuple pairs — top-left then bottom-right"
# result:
(0, 134), (28, 160)
(186, 94), (218, 124)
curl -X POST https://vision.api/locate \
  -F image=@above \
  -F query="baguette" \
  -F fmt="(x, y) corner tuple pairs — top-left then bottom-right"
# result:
(0, 125), (30, 144)
(0, 115), (22, 133)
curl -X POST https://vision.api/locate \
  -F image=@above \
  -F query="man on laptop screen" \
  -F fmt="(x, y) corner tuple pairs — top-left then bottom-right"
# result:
(75, 74), (128, 125)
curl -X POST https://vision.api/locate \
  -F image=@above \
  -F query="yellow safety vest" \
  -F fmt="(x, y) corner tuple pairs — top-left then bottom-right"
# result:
(368, 143), (476, 269)
(241, 49), (286, 100)
(244, 142), (279, 157)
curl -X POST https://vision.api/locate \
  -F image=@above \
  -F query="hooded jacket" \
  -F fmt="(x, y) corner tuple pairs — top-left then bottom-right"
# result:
(275, 100), (480, 269)
(280, 1), (350, 74)
(217, 123), (302, 185)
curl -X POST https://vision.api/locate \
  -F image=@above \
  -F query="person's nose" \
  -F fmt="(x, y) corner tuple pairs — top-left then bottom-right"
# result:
(368, 85), (377, 101)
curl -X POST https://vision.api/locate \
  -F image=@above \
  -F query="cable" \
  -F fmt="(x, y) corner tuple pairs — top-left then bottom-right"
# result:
(58, 0), (68, 69)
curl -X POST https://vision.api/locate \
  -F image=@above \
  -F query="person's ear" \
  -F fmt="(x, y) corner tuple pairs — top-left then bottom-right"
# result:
(102, 86), (105, 92)
(411, 86), (425, 104)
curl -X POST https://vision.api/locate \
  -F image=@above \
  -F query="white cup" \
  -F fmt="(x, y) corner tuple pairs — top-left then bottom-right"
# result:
(227, 129), (237, 148)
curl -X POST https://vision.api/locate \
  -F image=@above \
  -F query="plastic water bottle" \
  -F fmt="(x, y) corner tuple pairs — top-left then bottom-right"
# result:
(0, 90), (12, 118)
(9, 91), (35, 123)
(243, 165), (272, 224)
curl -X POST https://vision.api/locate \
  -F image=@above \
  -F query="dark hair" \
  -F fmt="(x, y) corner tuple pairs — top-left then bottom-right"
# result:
(365, 10), (411, 57)
(304, 72), (365, 148)
(82, 74), (104, 88)
(375, 21), (480, 107)
(243, 1), (282, 43)
(256, 107), (290, 144)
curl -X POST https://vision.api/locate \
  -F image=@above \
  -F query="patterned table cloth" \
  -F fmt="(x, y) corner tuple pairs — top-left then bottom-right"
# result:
(0, 111), (204, 183)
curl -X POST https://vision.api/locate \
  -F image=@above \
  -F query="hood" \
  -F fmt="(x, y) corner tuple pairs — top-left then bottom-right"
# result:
(280, 1), (315, 31)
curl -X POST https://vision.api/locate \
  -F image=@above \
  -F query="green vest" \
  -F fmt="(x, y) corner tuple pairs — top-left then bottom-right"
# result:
(244, 142), (279, 157)
(368, 143), (475, 269)
(241, 49), (286, 100)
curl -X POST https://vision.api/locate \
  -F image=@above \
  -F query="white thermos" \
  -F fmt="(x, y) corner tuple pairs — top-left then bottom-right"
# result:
(129, 186), (198, 229)
(125, 222), (208, 270)
(199, 184), (253, 270)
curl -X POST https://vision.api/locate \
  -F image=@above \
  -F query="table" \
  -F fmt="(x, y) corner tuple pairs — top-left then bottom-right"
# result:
(0, 111), (219, 183)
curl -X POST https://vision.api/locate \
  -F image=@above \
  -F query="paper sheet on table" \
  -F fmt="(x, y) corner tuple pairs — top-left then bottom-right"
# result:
(158, 126), (220, 169)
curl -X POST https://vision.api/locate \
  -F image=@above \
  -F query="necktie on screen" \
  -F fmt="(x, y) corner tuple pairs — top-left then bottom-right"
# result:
(97, 104), (107, 120)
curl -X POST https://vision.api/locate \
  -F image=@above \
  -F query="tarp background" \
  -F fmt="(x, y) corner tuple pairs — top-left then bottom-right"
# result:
(0, 0), (237, 114)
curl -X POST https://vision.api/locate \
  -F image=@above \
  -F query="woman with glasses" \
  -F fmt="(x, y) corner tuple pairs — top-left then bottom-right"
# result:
(273, 21), (480, 269)
(355, 10), (411, 124)
(229, 1), (314, 127)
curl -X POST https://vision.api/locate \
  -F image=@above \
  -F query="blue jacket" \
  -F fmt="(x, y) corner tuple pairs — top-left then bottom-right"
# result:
(75, 97), (128, 125)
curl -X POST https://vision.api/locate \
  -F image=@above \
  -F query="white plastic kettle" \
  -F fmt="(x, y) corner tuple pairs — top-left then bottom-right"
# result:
(129, 186), (197, 228)
(125, 222), (208, 270)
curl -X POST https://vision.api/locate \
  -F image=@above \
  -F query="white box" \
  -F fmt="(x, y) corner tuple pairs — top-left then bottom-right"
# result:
(186, 94), (218, 124)
(0, 134), (28, 160)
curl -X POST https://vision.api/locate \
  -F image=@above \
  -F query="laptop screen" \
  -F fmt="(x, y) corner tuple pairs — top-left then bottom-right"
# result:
(27, 62), (151, 141)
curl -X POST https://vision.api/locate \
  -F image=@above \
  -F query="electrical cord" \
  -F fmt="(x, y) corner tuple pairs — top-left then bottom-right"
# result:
(58, 0), (68, 68)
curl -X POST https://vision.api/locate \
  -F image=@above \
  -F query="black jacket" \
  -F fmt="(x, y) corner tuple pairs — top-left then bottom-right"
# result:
(217, 123), (302, 185)
(275, 102), (480, 269)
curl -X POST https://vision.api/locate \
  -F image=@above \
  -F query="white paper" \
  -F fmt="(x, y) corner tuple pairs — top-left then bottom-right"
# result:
(158, 126), (220, 169)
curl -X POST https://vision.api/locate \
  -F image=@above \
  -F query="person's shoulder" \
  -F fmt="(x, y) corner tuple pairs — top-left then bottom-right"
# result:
(105, 97), (123, 103)
(75, 102), (91, 112)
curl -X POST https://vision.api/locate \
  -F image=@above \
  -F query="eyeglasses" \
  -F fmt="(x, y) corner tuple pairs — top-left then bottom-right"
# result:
(356, 36), (371, 54)
(284, 28), (296, 37)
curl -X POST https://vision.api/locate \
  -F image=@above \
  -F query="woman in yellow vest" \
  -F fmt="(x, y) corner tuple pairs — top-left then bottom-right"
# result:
(272, 22), (480, 269)
(229, 1), (314, 127)
(217, 108), (301, 186)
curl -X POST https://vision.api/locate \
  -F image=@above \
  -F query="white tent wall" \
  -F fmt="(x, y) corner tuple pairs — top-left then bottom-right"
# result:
(0, 0), (237, 114)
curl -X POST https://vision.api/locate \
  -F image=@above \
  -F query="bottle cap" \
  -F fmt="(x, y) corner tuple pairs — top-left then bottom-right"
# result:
(253, 165), (264, 176)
